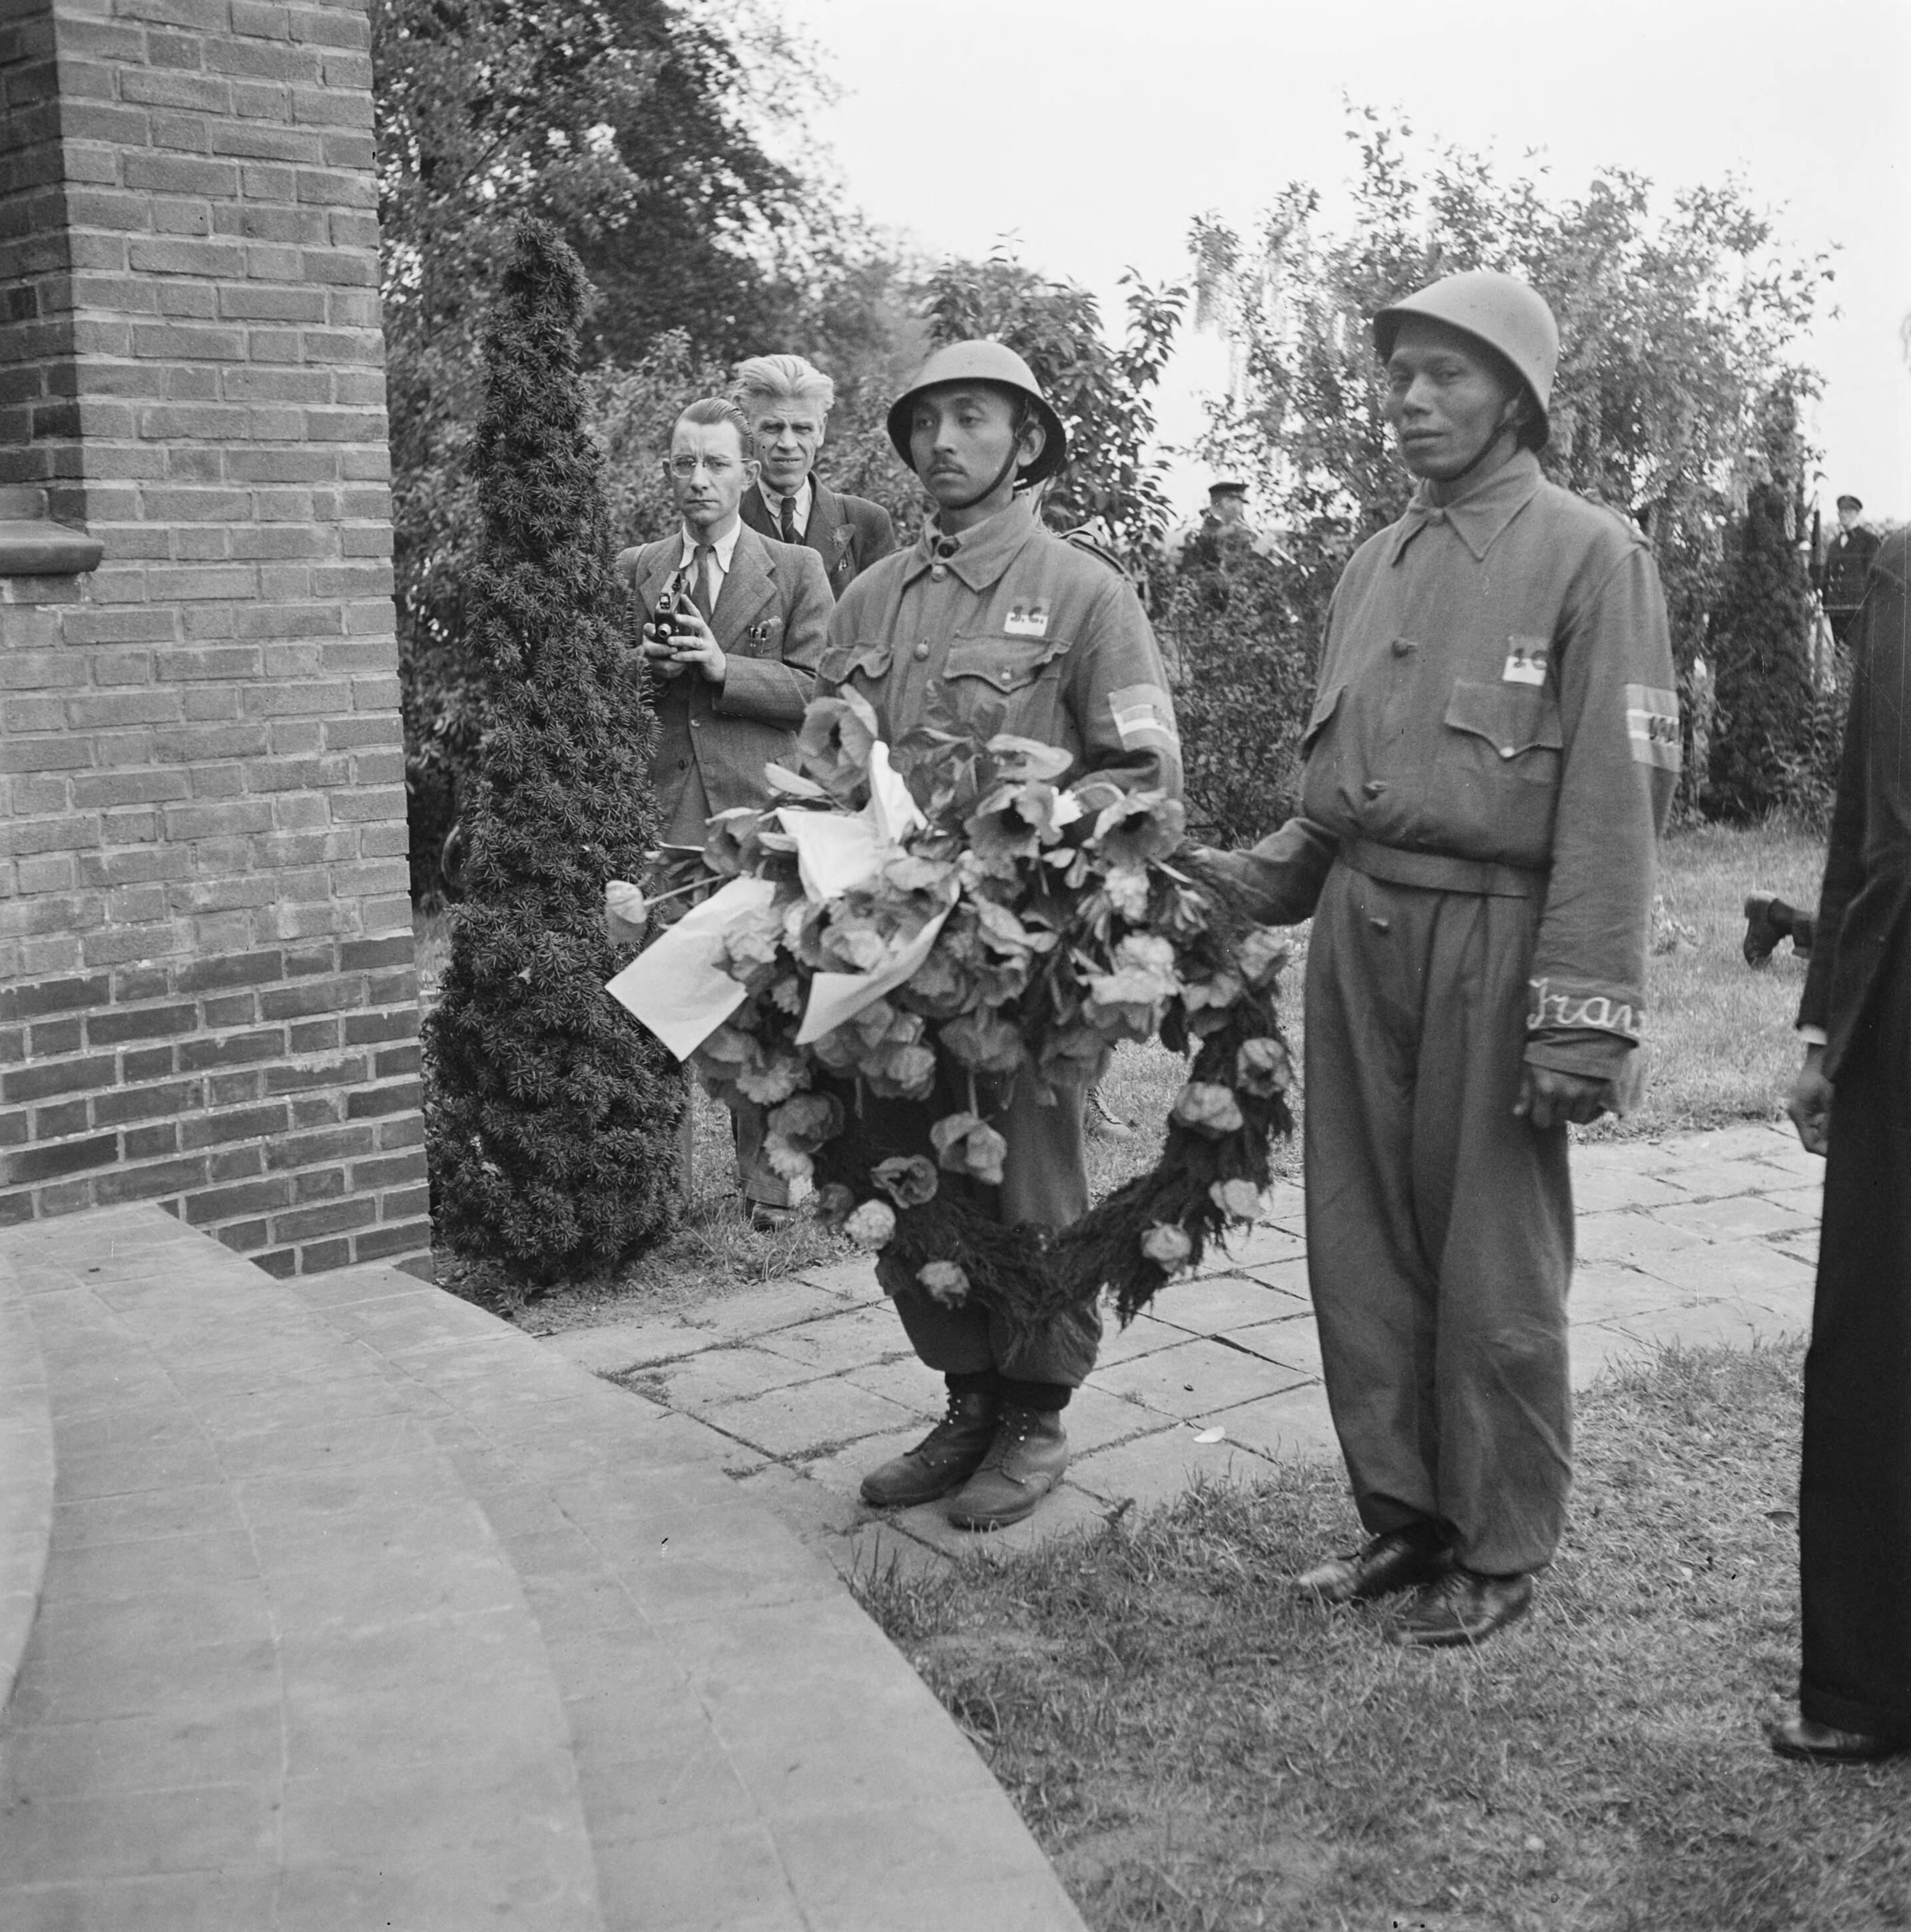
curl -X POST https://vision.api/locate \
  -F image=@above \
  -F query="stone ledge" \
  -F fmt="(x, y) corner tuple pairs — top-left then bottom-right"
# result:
(0, 488), (103, 577)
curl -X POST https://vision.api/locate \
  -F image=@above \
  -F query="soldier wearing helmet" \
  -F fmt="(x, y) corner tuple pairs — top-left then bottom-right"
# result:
(1205, 270), (1680, 1646)
(820, 339), (1181, 1533)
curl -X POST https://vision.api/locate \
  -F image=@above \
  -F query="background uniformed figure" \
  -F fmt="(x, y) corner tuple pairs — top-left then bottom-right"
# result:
(1815, 492), (1881, 648)
(614, 397), (832, 1222)
(1206, 271), (1679, 1646)
(822, 341), (1181, 1532)
(732, 353), (897, 597)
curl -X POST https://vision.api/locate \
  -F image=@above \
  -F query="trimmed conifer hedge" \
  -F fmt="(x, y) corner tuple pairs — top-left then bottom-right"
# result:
(423, 217), (681, 1281)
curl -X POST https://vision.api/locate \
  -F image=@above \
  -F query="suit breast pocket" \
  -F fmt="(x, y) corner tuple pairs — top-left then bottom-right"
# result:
(737, 616), (784, 659)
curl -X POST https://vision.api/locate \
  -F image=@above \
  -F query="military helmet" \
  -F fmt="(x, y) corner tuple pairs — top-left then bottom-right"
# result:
(1372, 270), (1559, 445)
(885, 340), (1069, 485)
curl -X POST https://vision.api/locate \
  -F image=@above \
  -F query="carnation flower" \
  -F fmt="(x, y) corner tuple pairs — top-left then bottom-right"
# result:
(1141, 1222), (1193, 1269)
(930, 1111), (1008, 1186)
(842, 1199), (896, 1251)
(763, 1136), (814, 1182)
(812, 1182), (856, 1228)
(1209, 1177), (1263, 1221)
(872, 1155), (939, 1208)
(1236, 927), (1289, 987)
(1235, 1037), (1292, 1096)
(917, 1260), (970, 1306)
(1172, 1081), (1245, 1136)
(941, 1007), (1023, 1074)
(1103, 865), (1151, 920)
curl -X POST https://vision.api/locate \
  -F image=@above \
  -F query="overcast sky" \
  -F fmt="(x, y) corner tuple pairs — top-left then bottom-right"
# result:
(802, 0), (1910, 522)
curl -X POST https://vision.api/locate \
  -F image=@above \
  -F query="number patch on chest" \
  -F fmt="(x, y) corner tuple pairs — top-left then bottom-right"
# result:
(1002, 603), (1050, 638)
(1503, 636), (1551, 685)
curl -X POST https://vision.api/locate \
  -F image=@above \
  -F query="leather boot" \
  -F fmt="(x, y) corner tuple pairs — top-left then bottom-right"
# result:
(946, 1407), (1069, 1531)
(860, 1389), (999, 1508)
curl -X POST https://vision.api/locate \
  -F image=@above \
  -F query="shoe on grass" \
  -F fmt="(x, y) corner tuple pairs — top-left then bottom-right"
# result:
(1768, 1713), (1908, 1764)
(946, 1407), (1068, 1531)
(1742, 891), (1792, 967)
(748, 1202), (796, 1232)
(1294, 1526), (1452, 1604)
(859, 1389), (999, 1508)
(1388, 1567), (1533, 1648)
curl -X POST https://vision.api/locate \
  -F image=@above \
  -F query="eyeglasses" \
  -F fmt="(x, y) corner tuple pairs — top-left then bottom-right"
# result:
(668, 455), (739, 477)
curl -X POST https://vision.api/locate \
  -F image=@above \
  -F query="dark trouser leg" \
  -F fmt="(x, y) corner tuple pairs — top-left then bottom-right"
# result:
(879, 1075), (1101, 1387)
(731, 1101), (791, 1209)
(1800, 925), (1911, 1738)
(1304, 865), (1573, 1575)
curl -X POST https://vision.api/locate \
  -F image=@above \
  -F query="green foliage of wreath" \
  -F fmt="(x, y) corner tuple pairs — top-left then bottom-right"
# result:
(682, 696), (1294, 1331)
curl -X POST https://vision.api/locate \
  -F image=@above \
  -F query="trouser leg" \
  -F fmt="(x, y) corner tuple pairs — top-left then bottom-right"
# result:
(731, 1100), (791, 1209)
(878, 1073), (1101, 1387)
(1415, 891), (1573, 1574)
(1800, 925), (1911, 1738)
(1304, 865), (1573, 1574)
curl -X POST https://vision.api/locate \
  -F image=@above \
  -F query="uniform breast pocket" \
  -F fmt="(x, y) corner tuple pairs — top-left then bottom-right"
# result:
(1441, 679), (1563, 787)
(818, 638), (893, 688)
(942, 632), (1069, 734)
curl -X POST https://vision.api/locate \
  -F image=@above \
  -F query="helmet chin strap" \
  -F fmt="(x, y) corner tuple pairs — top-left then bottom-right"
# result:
(936, 434), (1033, 514)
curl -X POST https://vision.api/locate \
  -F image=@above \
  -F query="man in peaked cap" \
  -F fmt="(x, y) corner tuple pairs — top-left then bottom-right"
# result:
(1205, 270), (1680, 1646)
(818, 340), (1181, 1533)
(1817, 493), (1881, 648)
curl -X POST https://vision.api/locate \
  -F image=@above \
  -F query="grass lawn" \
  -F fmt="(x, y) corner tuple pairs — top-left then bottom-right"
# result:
(857, 1341), (1910, 1932)
(417, 819), (1826, 1320)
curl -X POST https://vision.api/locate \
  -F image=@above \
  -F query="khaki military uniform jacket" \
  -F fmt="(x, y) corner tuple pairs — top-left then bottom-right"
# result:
(818, 498), (1181, 806)
(1219, 451), (1678, 1084)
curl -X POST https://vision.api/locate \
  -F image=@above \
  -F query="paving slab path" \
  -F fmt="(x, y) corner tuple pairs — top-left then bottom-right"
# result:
(545, 1123), (1826, 1580)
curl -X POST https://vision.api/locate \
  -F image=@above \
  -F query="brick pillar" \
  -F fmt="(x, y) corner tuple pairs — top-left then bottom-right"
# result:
(0, 0), (429, 1278)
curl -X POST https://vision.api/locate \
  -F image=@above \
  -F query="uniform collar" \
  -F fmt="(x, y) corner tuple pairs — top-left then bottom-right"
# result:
(900, 495), (1043, 590)
(1388, 449), (1544, 565)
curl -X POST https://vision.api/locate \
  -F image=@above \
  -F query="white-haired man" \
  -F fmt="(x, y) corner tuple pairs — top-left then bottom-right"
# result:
(734, 353), (896, 597)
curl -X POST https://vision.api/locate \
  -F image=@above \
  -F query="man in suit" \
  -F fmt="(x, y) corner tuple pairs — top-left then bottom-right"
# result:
(734, 354), (897, 597)
(614, 395), (833, 1225)
(1772, 523), (1911, 1764)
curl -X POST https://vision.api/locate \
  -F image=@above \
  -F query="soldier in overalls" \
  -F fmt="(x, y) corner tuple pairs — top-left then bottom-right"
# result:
(1207, 272), (1679, 1644)
(819, 342), (1181, 1529)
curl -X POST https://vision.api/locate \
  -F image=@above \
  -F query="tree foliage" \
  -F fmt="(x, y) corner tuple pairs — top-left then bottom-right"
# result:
(375, 0), (842, 893)
(919, 250), (1186, 569)
(1187, 109), (1830, 668)
(423, 218), (680, 1282)
(1707, 387), (1824, 821)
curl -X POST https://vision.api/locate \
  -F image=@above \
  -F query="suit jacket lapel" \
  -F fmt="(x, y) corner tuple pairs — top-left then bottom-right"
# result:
(639, 539), (683, 614)
(712, 525), (776, 647)
(808, 479), (853, 565)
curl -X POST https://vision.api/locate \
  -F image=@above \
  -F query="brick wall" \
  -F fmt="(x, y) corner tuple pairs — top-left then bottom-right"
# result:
(0, 0), (429, 1277)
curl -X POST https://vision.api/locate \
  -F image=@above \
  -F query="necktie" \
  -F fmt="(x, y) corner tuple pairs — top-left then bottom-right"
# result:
(691, 543), (714, 622)
(779, 495), (798, 544)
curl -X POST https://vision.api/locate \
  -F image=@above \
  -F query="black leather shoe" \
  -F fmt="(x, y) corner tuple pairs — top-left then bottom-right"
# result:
(946, 1407), (1069, 1530)
(860, 1390), (999, 1507)
(1294, 1527), (1452, 1604)
(1769, 1714), (1908, 1764)
(1389, 1567), (1533, 1647)
(1743, 892), (1792, 967)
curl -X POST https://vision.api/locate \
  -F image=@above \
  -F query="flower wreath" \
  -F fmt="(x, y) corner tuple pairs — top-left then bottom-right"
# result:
(644, 691), (1294, 1334)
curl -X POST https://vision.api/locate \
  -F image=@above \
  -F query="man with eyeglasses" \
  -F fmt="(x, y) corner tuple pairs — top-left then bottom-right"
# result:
(734, 354), (896, 597)
(615, 395), (832, 1225)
